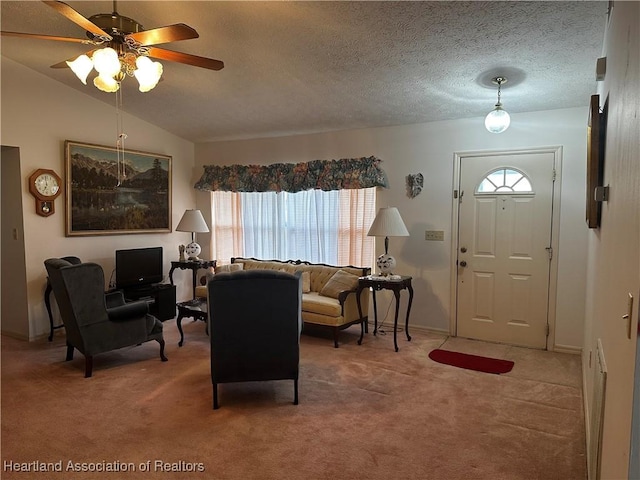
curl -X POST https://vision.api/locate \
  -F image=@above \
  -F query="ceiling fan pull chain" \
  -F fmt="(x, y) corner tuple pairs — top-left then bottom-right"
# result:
(115, 88), (127, 187)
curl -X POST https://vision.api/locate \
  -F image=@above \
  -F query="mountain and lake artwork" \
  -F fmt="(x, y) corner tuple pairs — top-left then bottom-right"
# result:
(64, 141), (172, 236)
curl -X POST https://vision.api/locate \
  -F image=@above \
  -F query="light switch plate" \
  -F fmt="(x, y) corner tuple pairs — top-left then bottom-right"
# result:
(425, 230), (444, 241)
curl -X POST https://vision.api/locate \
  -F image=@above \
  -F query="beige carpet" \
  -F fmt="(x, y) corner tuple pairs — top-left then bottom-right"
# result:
(1, 320), (586, 480)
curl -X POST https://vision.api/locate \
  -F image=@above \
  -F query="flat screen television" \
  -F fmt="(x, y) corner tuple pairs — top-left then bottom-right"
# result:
(115, 247), (163, 290)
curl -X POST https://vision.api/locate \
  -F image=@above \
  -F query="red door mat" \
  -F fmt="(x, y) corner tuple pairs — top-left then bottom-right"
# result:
(428, 349), (514, 374)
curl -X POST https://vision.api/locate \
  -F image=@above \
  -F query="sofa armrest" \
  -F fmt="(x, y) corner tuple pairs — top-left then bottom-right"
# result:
(107, 300), (149, 321)
(337, 289), (358, 315)
(105, 290), (126, 309)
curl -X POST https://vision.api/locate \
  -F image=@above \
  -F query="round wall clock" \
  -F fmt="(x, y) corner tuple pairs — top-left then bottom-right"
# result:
(28, 169), (62, 217)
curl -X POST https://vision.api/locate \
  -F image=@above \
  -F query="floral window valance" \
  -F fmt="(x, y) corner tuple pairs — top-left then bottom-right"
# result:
(194, 156), (389, 193)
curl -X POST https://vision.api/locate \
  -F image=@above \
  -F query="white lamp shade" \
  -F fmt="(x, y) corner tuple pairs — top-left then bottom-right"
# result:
(367, 207), (409, 237)
(176, 209), (210, 233)
(485, 105), (511, 133)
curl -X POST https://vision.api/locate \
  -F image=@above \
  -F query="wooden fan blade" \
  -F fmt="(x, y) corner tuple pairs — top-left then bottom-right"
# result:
(42, 0), (111, 40)
(128, 24), (199, 46)
(1, 31), (88, 43)
(147, 47), (224, 71)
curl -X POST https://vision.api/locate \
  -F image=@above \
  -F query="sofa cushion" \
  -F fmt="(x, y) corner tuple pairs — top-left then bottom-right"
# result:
(302, 292), (343, 317)
(297, 271), (311, 293)
(319, 269), (360, 299)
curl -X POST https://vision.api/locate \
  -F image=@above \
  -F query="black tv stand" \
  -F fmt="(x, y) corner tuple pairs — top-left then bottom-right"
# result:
(122, 283), (176, 321)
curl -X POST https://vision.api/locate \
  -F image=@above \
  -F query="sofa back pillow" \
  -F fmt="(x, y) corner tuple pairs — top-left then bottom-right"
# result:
(319, 269), (360, 299)
(216, 263), (243, 274)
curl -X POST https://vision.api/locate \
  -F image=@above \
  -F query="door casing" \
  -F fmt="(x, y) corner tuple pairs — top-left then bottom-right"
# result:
(450, 146), (563, 351)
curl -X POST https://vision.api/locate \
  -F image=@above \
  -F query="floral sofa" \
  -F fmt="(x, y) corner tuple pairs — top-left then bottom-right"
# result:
(197, 257), (370, 347)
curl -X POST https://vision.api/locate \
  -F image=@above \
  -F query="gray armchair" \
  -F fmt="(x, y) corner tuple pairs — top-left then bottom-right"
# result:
(208, 269), (302, 409)
(44, 258), (167, 377)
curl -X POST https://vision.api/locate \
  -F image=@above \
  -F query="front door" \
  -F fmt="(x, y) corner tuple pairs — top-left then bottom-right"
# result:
(455, 151), (556, 349)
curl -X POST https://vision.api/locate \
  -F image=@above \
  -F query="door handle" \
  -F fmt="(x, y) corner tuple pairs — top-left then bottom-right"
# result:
(459, 261), (467, 267)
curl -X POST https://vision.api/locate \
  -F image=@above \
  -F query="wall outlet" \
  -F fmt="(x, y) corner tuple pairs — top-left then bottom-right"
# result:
(425, 230), (444, 241)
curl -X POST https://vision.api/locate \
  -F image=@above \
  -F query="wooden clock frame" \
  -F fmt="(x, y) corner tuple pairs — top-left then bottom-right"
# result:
(28, 168), (62, 217)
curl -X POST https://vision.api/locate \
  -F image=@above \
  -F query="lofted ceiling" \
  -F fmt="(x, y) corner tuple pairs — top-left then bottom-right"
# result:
(1, 1), (607, 143)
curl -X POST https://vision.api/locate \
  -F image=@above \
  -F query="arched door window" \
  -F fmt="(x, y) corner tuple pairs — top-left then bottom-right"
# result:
(475, 167), (533, 194)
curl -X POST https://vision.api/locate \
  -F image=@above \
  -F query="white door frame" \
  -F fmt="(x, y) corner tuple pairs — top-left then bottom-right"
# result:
(450, 146), (563, 351)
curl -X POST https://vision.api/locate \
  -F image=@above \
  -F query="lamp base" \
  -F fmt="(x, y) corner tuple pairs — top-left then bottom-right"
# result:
(184, 242), (202, 262)
(376, 253), (397, 276)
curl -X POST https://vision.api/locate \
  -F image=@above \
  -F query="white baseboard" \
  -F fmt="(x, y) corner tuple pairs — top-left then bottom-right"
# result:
(553, 344), (582, 355)
(407, 324), (450, 336)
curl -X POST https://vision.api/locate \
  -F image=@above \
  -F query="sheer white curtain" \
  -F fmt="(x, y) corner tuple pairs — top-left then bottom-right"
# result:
(210, 187), (375, 267)
(242, 190), (339, 263)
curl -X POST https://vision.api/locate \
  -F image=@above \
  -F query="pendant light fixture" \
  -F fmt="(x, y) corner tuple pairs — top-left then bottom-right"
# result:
(485, 76), (511, 133)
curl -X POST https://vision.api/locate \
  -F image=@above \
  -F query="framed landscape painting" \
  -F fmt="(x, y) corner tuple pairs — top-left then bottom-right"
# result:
(65, 140), (172, 236)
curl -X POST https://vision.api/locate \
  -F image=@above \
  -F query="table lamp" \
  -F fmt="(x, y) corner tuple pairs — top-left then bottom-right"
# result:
(176, 209), (210, 261)
(367, 207), (409, 275)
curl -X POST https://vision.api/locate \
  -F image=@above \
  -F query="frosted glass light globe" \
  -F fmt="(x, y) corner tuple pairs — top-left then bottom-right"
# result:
(134, 56), (163, 92)
(66, 55), (93, 85)
(92, 48), (121, 77)
(485, 105), (511, 133)
(93, 74), (120, 92)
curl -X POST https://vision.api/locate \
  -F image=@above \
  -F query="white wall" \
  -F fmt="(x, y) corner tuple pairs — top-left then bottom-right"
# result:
(1, 57), (198, 340)
(195, 106), (589, 350)
(1, 147), (29, 338)
(582, 2), (640, 478)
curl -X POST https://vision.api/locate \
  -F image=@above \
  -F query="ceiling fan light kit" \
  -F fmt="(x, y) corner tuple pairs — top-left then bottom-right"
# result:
(3, 0), (224, 94)
(485, 76), (511, 134)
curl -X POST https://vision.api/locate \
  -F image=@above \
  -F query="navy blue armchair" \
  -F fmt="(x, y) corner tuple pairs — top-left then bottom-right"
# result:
(208, 269), (302, 409)
(44, 258), (167, 377)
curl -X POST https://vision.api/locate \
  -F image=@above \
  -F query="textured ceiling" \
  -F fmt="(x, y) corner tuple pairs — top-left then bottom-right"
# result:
(1, 1), (607, 142)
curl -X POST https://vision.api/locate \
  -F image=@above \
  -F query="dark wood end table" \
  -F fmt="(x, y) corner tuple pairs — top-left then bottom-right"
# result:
(356, 275), (413, 352)
(169, 260), (216, 300)
(176, 298), (208, 347)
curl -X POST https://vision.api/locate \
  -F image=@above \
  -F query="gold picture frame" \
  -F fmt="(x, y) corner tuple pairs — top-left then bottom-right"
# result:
(65, 140), (172, 236)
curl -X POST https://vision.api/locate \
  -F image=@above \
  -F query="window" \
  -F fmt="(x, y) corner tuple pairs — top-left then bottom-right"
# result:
(210, 188), (375, 267)
(476, 168), (533, 194)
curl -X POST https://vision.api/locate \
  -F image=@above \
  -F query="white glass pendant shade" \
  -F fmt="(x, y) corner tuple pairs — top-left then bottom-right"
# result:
(94, 74), (120, 92)
(66, 54), (93, 84)
(485, 104), (511, 133)
(92, 47), (121, 77)
(134, 56), (163, 92)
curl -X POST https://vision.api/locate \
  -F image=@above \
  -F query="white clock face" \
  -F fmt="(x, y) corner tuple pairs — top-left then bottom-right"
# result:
(34, 173), (59, 197)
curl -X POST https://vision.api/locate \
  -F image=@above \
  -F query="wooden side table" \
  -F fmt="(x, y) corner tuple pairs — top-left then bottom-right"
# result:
(356, 275), (413, 352)
(176, 298), (208, 347)
(169, 260), (216, 300)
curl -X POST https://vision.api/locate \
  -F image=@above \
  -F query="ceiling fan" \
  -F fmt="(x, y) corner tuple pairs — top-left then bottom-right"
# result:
(1, 0), (224, 92)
